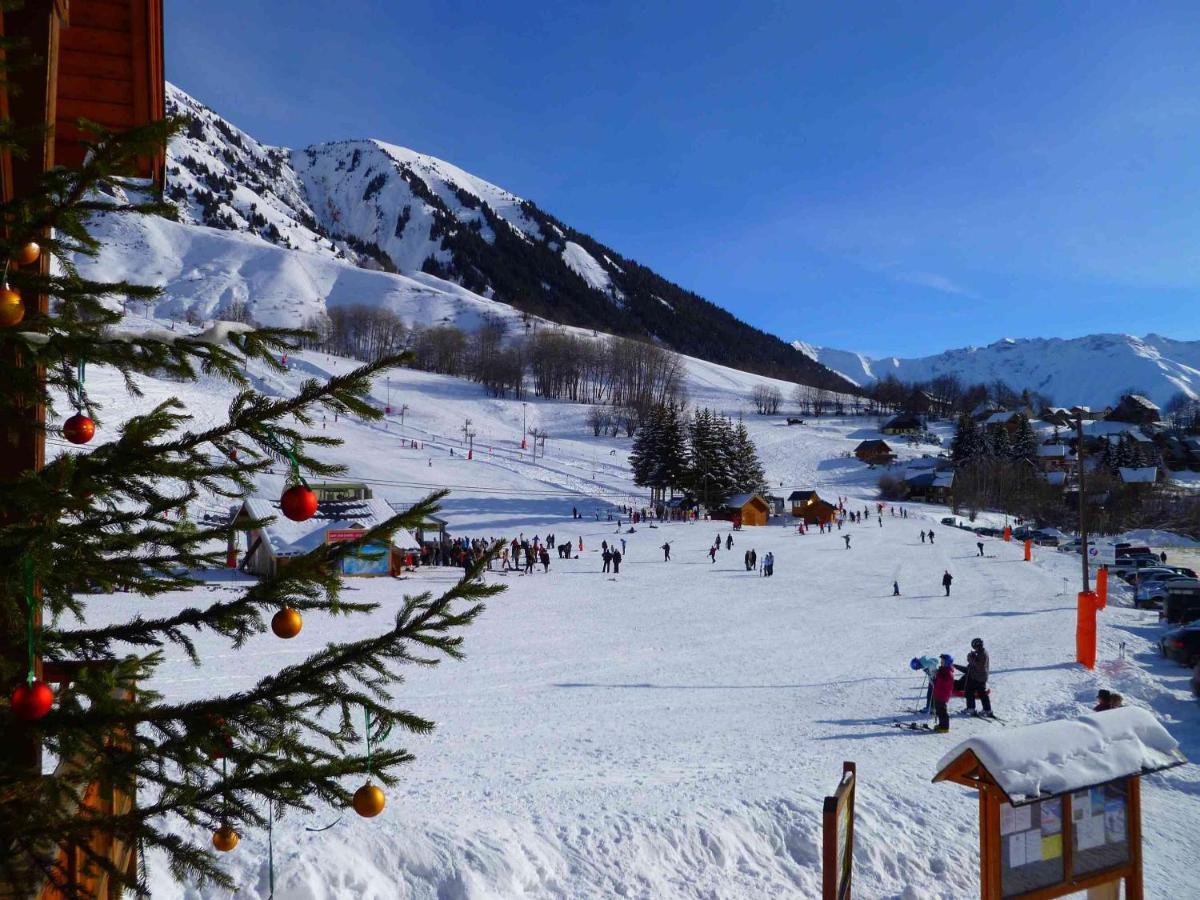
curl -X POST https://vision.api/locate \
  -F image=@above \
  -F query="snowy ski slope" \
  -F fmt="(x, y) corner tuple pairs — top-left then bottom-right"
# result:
(61, 335), (1200, 899)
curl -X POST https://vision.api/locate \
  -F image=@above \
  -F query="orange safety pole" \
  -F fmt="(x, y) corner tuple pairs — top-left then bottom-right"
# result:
(1096, 567), (1108, 610)
(1076, 590), (1098, 669)
(1003, 526), (1011, 542)
(1023, 539), (1032, 561)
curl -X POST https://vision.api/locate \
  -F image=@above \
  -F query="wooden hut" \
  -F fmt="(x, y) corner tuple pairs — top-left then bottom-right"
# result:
(717, 493), (770, 526)
(232, 497), (420, 577)
(789, 490), (838, 525)
(854, 439), (895, 465)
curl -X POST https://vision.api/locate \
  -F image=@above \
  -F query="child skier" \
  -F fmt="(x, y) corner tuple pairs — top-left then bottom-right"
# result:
(932, 654), (955, 732)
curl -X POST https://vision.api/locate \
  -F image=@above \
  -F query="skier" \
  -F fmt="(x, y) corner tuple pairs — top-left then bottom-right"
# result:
(611, 548), (622, 574)
(602, 548), (612, 573)
(726, 534), (733, 550)
(893, 581), (900, 596)
(932, 654), (955, 732)
(764, 551), (774, 577)
(744, 549), (753, 571)
(960, 638), (993, 717)
(539, 547), (551, 573)
(977, 541), (985, 557)
(749, 548), (757, 571)
(920, 530), (926, 543)
(843, 534), (851, 549)
(620, 538), (627, 555)
(928, 530), (935, 545)
(708, 545), (717, 563)
(661, 542), (671, 561)
(942, 570), (953, 596)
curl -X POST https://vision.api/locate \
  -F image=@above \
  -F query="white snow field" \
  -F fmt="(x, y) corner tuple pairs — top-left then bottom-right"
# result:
(60, 337), (1199, 899)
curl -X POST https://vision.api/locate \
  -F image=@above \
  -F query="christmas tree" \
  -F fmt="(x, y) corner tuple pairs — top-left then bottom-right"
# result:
(0, 121), (500, 895)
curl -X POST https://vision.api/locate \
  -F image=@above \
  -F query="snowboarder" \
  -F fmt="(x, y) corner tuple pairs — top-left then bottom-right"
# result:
(960, 637), (993, 717)
(611, 549), (622, 574)
(942, 570), (953, 596)
(977, 541), (985, 557)
(843, 534), (851, 549)
(602, 548), (612, 573)
(661, 542), (671, 561)
(893, 581), (900, 596)
(932, 654), (955, 732)
(726, 534), (733, 550)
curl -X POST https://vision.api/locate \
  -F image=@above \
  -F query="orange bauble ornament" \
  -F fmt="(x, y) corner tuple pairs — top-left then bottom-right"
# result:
(271, 607), (303, 639)
(280, 484), (318, 522)
(63, 413), (96, 445)
(11, 679), (54, 721)
(212, 825), (239, 852)
(0, 285), (23, 327)
(352, 782), (386, 818)
(16, 241), (41, 266)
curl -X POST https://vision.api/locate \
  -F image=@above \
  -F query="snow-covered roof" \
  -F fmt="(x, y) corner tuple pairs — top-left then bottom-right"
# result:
(724, 493), (766, 509)
(985, 411), (1019, 425)
(240, 497), (419, 556)
(1043, 471), (1067, 486)
(1118, 467), (1158, 484)
(1037, 444), (1068, 458)
(936, 707), (1186, 805)
(932, 471), (955, 489)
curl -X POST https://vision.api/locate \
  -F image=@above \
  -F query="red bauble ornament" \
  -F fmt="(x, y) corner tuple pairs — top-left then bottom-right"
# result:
(271, 607), (303, 639)
(11, 679), (53, 721)
(63, 413), (96, 445)
(280, 484), (318, 521)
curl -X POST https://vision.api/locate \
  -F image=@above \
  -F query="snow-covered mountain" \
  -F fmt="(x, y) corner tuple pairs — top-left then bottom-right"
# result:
(794, 334), (1200, 408)
(161, 85), (849, 389)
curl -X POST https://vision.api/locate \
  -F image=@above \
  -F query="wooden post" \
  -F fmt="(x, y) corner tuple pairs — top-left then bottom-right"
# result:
(1126, 776), (1144, 900)
(0, 0), (63, 778)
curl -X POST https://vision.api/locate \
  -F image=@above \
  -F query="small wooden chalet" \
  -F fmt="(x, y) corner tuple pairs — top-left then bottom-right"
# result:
(233, 497), (420, 577)
(1107, 394), (1161, 426)
(716, 493), (770, 526)
(905, 470), (955, 502)
(789, 490), (838, 524)
(982, 410), (1023, 438)
(881, 413), (922, 435)
(1036, 443), (1072, 472)
(854, 438), (895, 465)
(1117, 466), (1160, 488)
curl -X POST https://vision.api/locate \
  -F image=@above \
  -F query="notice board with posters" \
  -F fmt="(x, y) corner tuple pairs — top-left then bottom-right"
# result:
(326, 528), (391, 576)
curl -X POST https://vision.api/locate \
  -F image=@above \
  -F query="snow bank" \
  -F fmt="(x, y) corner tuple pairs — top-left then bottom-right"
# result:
(937, 708), (1186, 803)
(1118, 529), (1200, 549)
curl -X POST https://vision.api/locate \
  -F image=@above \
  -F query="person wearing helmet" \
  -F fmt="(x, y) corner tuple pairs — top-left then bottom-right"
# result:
(963, 637), (994, 718)
(932, 654), (956, 732)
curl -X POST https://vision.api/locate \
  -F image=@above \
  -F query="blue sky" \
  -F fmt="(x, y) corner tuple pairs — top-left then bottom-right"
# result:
(167, 1), (1199, 357)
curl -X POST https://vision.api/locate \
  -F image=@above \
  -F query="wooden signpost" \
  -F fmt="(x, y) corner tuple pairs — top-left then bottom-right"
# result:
(933, 708), (1186, 899)
(822, 761), (856, 900)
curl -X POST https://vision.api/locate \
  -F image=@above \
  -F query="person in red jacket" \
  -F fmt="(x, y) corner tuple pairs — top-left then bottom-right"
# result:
(932, 654), (956, 732)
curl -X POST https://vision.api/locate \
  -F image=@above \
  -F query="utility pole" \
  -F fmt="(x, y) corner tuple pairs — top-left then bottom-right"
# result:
(462, 418), (475, 460)
(385, 376), (391, 415)
(1077, 412), (1089, 593)
(399, 403), (408, 429)
(521, 402), (528, 450)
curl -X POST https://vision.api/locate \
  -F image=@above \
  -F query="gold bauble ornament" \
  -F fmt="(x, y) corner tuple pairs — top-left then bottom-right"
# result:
(212, 824), (239, 852)
(271, 607), (303, 639)
(352, 782), (386, 818)
(16, 241), (41, 266)
(0, 285), (23, 328)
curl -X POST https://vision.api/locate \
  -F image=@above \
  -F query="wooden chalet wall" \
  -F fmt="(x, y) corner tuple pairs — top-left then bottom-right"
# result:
(57, 0), (165, 176)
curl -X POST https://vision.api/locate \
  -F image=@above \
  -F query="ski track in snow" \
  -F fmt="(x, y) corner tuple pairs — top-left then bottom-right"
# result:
(59, 333), (1200, 899)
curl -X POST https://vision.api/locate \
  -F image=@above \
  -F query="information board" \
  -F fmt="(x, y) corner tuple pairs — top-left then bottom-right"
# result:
(327, 529), (391, 576)
(1000, 797), (1064, 897)
(1071, 779), (1129, 877)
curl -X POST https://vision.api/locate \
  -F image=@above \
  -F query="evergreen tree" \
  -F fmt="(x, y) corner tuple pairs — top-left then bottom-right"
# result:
(729, 420), (766, 493)
(950, 414), (983, 463)
(0, 122), (500, 894)
(1010, 413), (1039, 461)
(628, 406), (662, 491)
(986, 425), (1011, 460)
(658, 402), (689, 496)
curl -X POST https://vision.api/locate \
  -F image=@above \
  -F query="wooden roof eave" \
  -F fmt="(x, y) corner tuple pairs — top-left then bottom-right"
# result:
(931, 749), (1010, 800)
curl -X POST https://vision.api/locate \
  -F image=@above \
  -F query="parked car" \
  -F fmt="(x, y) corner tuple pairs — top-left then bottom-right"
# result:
(1162, 579), (1200, 625)
(1159, 623), (1200, 666)
(1167, 566), (1198, 578)
(940, 517), (957, 526)
(1058, 538), (1084, 554)
(1111, 557), (1166, 582)
(1133, 574), (1191, 608)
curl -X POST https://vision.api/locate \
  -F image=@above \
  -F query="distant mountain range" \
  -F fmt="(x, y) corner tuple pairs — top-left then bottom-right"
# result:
(159, 85), (851, 389)
(793, 334), (1200, 409)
